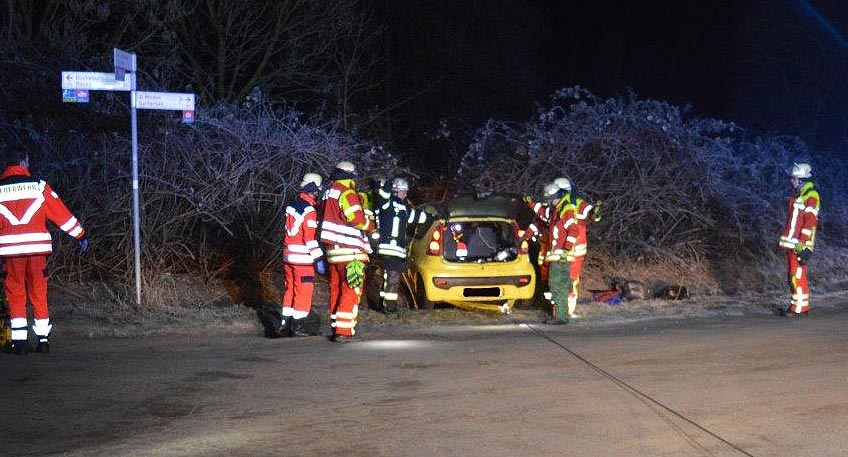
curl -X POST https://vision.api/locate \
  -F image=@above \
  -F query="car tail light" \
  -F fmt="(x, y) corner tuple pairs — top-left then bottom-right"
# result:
(427, 223), (444, 256)
(513, 223), (529, 254)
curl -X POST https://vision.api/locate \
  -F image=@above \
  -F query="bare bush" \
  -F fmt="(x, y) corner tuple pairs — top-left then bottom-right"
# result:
(20, 103), (399, 307)
(458, 87), (848, 262)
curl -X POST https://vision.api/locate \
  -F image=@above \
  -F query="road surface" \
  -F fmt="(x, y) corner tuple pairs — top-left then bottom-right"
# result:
(2, 308), (847, 456)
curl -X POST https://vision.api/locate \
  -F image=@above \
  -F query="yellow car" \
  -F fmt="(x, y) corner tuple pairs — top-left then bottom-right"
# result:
(403, 194), (537, 313)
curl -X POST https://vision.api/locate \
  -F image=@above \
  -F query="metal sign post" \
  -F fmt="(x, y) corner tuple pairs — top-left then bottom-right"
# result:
(112, 47), (143, 307)
(60, 48), (195, 307)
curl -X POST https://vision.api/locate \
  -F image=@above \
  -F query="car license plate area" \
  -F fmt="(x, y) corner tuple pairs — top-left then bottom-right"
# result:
(463, 287), (500, 297)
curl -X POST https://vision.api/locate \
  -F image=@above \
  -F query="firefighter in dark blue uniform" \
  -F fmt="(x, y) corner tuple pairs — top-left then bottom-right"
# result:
(368, 178), (429, 312)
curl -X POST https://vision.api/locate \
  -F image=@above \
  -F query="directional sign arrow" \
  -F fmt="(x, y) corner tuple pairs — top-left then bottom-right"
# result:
(61, 71), (133, 91)
(132, 91), (196, 111)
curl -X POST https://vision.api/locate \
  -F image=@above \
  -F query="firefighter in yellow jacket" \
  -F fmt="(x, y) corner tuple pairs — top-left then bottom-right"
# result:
(319, 161), (374, 342)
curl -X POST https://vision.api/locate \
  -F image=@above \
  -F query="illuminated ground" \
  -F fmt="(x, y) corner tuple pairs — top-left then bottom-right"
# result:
(2, 303), (847, 456)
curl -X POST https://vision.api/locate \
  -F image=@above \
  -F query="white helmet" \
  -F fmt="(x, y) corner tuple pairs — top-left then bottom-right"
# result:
(553, 177), (572, 192)
(391, 177), (409, 192)
(543, 182), (560, 198)
(336, 161), (356, 174)
(298, 172), (323, 192)
(790, 163), (812, 179)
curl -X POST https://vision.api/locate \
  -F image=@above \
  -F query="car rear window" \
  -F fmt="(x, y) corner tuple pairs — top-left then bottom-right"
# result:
(442, 220), (518, 263)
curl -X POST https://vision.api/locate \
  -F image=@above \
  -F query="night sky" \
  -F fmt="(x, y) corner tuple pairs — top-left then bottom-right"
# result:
(381, 0), (848, 154)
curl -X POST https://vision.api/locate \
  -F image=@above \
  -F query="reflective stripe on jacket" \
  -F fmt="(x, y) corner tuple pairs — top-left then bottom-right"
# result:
(0, 166), (85, 256)
(320, 180), (372, 263)
(545, 198), (578, 263)
(283, 192), (322, 265)
(779, 181), (820, 250)
(374, 196), (429, 259)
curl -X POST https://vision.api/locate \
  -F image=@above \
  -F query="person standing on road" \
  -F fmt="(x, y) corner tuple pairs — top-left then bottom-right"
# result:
(319, 161), (374, 342)
(368, 177), (429, 313)
(522, 190), (553, 307)
(542, 183), (577, 324)
(0, 145), (88, 355)
(552, 177), (601, 319)
(279, 172), (326, 337)
(778, 163), (820, 316)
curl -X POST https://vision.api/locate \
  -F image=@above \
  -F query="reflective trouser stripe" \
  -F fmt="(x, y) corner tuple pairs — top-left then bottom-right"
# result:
(282, 263), (315, 316)
(3, 255), (49, 321)
(32, 318), (51, 337)
(281, 306), (309, 319)
(327, 262), (361, 336)
(787, 250), (810, 313)
(10, 317), (27, 341)
(379, 269), (402, 311)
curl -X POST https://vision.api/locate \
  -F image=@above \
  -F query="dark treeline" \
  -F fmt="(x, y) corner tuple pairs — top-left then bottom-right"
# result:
(3, 1), (848, 166)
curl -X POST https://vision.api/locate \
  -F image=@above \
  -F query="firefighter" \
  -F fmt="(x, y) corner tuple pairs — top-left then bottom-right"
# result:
(319, 161), (374, 342)
(778, 163), (820, 316)
(279, 172), (325, 337)
(543, 183), (577, 324)
(522, 190), (554, 306)
(369, 177), (429, 313)
(553, 177), (601, 318)
(0, 146), (88, 355)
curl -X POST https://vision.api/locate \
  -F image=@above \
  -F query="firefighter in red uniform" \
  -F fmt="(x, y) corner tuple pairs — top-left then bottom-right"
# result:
(1, 146), (88, 355)
(522, 190), (554, 305)
(778, 163), (820, 316)
(319, 161), (374, 342)
(543, 183), (578, 324)
(279, 172), (325, 337)
(552, 177), (601, 319)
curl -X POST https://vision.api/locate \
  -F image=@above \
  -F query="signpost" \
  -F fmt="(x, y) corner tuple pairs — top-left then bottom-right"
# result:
(60, 48), (196, 306)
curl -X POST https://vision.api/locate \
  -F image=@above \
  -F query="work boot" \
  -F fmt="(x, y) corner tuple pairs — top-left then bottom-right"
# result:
(8, 341), (28, 355)
(291, 319), (310, 337)
(36, 337), (49, 353)
(275, 316), (293, 337)
(544, 318), (568, 325)
(328, 333), (358, 343)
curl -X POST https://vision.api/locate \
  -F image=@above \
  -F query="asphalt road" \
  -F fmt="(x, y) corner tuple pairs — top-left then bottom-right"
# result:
(2, 308), (847, 457)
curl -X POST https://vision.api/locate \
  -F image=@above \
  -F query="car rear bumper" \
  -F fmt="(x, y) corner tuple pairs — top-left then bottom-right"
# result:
(425, 275), (535, 302)
(431, 275), (532, 289)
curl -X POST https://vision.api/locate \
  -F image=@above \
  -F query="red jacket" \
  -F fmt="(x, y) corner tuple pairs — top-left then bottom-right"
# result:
(283, 192), (322, 265)
(0, 165), (85, 256)
(779, 181), (821, 251)
(544, 199), (578, 263)
(320, 179), (373, 263)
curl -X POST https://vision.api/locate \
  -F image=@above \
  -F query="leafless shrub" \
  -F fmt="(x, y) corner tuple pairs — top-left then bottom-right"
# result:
(27, 103), (399, 307)
(459, 87), (848, 262)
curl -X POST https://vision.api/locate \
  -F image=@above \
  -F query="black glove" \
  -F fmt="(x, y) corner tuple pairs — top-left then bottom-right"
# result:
(797, 248), (813, 265)
(78, 236), (89, 253)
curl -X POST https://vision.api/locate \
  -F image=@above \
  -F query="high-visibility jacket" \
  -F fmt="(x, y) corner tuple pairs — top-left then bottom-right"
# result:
(779, 181), (820, 251)
(545, 198), (578, 263)
(547, 194), (587, 261)
(374, 195), (429, 261)
(0, 165), (85, 256)
(320, 179), (373, 263)
(570, 196), (593, 258)
(283, 192), (322, 265)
